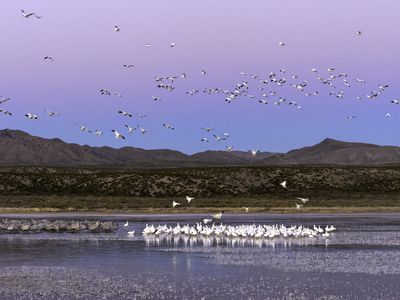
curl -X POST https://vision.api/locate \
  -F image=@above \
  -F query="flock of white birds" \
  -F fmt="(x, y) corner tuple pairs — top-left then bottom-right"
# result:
(6, 8), (361, 240)
(122, 179), (312, 237)
(0, 9), (397, 157)
(142, 223), (336, 239)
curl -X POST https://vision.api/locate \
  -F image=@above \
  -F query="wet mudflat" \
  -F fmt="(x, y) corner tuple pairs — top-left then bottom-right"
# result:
(0, 213), (399, 299)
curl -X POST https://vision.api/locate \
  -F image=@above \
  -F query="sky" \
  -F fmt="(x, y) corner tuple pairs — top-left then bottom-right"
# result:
(0, 0), (399, 154)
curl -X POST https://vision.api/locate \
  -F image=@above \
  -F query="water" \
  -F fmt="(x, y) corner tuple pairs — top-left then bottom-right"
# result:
(0, 213), (400, 299)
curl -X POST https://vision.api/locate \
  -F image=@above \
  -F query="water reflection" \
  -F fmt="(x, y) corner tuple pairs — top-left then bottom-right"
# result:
(144, 234), (328, 248)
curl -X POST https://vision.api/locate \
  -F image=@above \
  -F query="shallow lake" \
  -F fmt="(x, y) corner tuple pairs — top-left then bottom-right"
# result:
(0, 213), (400, 299)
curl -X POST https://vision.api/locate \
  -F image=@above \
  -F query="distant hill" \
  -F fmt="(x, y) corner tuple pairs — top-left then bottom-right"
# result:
(259, 138), (400, 165)
(1, 129), (400, 167)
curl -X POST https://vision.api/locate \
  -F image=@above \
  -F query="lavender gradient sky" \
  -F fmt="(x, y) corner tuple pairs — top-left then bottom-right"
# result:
(0, 0), (399, 154)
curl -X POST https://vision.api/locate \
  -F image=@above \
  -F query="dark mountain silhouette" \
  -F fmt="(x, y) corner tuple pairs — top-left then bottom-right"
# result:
(1, 129), (400, 167)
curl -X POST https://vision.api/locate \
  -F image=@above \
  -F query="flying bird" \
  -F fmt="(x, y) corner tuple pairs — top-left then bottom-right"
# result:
(76, 124), (91, 133)
(163, 123), (174, 130)
(118, 110), (133, 117)
(21, 9), (42, 19)
(113, 25), (120, 32)
(249, 149), (259, 157)
(111, 130), (125, 140)
(0, 96), (11, 104)
(280, 180), (287, 189)
(137, 124), (151, 135)
(125, 125), (136, 133)
(185, 196), (194, 203)
(45, 109), (59, 117)
(296, 197), (309, 204)
(0, 109), (12, 116)
(172, 201), (180, 208)
(25, 113), (38, 120)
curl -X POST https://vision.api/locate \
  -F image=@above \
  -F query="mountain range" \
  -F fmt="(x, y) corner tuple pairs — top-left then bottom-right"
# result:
(1, 129), (400, 167)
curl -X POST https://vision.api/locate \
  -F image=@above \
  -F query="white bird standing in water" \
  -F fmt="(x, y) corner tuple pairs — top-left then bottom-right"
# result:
(124, 221), (129, 227)
(242, 206), (249, 213)
(212, 211), (224, 220)
(295, 203), (303, 210)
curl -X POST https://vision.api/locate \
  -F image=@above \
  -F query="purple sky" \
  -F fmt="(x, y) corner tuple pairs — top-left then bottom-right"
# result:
(0, 0), (399, 154)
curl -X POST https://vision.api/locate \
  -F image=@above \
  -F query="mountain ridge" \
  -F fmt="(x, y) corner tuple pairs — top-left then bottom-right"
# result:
(1, 129), (400, 167)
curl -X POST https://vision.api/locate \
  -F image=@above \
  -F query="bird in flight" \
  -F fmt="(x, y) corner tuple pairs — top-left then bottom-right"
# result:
(186, 196), (194, 203)
(21, 9), (42, 19)
(125, 125), (136, 134)
(45, 109), (60, 117)
(201, 127), (214, 132)
(0, 96), (11, 104)
(25, 113), (38, 120)
(111, 130), (125, 140)
(118, 110), (133, 118)
(249, 149), (259, 157)
(0, 109), (12, 116)
(280, 180), (287, 189)
(296, 197), (309, 204)
(113, 26), (120, 32)
(163, 123), (174, 130)
(172, 201), (180, 208)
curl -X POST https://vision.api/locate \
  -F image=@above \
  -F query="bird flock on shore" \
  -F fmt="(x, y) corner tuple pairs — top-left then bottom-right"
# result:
(0, 8), (397, 157)
(142, 223), (336, 239)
